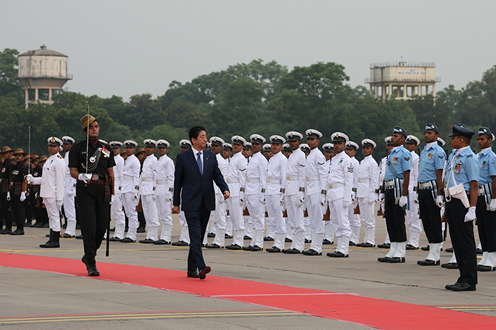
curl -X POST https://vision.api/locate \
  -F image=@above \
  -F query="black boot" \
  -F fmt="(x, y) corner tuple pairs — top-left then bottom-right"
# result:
(40, 230), (60, 248)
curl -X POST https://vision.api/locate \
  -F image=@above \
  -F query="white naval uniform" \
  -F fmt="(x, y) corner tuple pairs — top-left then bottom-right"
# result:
(324, 158), (335, 243)
(245, 151), (267, 248)
(266, 151), (287, 249)
(348, 156), (361, 244)
(121, 154), (140, 240)
(111, 154), (126, 239)
(406, 150), (421, 247)
(209, 153), (228, 246)
(285, 148), (306, 252)
(156, 153), (174, 242)
(31, 153), (65, 232)
(63, 150), (77, 236)
(305, 148), (328, 253)
(327, 151), (354, 255)
(379, 156), (390, 244)
(226, 152), (247, 246)
(139, 154), (160, 241)
(357, 154), (379, 244)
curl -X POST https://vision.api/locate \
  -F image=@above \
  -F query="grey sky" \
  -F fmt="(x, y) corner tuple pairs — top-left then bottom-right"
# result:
(2, 1), (495, 101)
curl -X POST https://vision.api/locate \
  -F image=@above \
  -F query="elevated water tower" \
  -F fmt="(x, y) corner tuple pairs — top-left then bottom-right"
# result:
(17, 45), (72, 108)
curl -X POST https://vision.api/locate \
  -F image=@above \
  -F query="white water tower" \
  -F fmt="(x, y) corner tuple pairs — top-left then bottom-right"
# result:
(17, 45), (72, 108)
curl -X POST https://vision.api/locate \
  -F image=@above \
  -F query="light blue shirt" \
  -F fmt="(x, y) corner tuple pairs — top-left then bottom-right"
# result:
(445, 146), (479, 191)
(477, 148), (496, 185)
(384, 146), (412, 181)
(418, 142), (446, 183)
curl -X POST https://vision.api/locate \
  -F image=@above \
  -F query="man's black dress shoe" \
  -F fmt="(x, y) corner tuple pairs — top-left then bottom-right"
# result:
(0, 228), (10, 235)
(357, 242), (374, 247)
(378, 257), (392, 262)
(63, 233), (75, 238)
(207, 232), (215, 238)
(421, 245), (430, 251)
(171, 240), (189, 246)
(389, 257), (405, 263)
(10, 229), (24, 235)
(225, 244), (241, 250)
(417, 259), (440, 266)
(322, 239), (333, 245)
(244, 235), (252, 240)
(285, 238), (292, 242)
(405, 244), (418, 250)
(225, 234), (232, 239)
(120, 237), (136, 243)
(139, 238), (156, 244)
(445, 247), (453, 253)
(266, 246), (281, 253)
(377, 243), (390, 249)
(304, 239), (312, 243)
(441, 262), (458, 269)
(477, 265), (495, 272)
(199, 266), (211, 280)
(476, 248), (483, 255)
(154, 239), (171, 245)
(451, 282), (476, 291)
(206, 243), (223, 248)
(302, 249), (322, 256)
(264, 236), (274, 241)
(137, 227), (146, 233)
(76, 235), (83, 239)
(251, 245), (263, 251)
(242, 245), (252, 251)
(282, 248), (301, 254)
(109, 237), (122, 242)
(445, 283), (458, 290)
(348, 241), (356, 246)
(81, 256), (100, 276)
(187, 270), (199, 278)
(39, 240), (60, 248)
(327, 251), (348, 258)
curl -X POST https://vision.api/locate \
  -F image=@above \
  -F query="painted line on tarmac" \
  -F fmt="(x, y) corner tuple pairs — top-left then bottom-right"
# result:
(213, 292), (359, 298)
(435, 305), (496, 312)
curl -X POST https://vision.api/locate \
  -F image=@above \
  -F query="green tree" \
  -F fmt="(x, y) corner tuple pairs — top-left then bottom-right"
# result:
(0, 48), (23, 103)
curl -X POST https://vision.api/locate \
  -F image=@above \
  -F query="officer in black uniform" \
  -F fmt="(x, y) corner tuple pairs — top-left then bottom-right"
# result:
(9, 148), (28, 235)
(69, 114), (115, 276)
(0, 146), (13, 234)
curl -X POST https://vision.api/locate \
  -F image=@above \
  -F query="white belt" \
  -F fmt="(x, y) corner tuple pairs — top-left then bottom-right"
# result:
(123, 174), (134, 181)
(246, 178), (260, 183)
(141, 177), (153, 182)
(268, 178), (280, 184)
(479, 187), (486, 195)
(419, 182), (432, 189)
(329, 183), (343, 189)
(385, 180), (395, 187)
(287, 175), (299, 181)
(306, 176), (318, 181)
(156, 179), (167, 185)
(227, 178), (238, 183)
(358, 178), (370, 183)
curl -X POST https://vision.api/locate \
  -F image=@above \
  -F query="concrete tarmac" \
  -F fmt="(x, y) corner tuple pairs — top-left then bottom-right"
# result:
(1, 214), (495, 329)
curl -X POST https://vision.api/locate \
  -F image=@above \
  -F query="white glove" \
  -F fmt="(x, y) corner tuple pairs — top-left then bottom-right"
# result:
(414, 194), (419, 204)
(464, 206), (476, 222)
(297, 192), (305, 207)
(109, 195), (115, 205)
(133, 194), (140, 207)
(6, 192), (10, 201)
(436, 195), (444, 208)
(56, 200), (63, 209)
(320, 194), (326, 206)
(20, 192), (26, 202)
(239, 193), (245, 207)
(491, 199), (496, 212)
(26, 174), (33, 183)
(78, 173), (89, 183)
(343, 200), (352, 209)
(260, 195), (266, 205)
(399, 196), (408, 207)
(34, 192), (38, 199)
(379, 193), (385, 203)
(280, 195), (285, 206)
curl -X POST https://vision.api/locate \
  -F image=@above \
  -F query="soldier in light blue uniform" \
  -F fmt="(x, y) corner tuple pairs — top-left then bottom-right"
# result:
(475, 127), (496, 272)
(417, 123), (447, 266)
(444, 124), (478, 292)
(378, 126), (412, 264)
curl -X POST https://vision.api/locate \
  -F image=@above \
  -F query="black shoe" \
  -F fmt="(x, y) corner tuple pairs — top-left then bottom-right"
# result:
(242, 245), (252, 251)
(322, 239), (333, 245)
(109, 237), (122, 242)
(225, 244), (242, 250)
(405, 244), (418, 250)
(81, 256), (99, 276)
(109, 227), (115, 232)
(199, 266), (211, 280)
(137, 227), (146, 233)
(266, 246), (282, 253)
(421, 245), (430, 251)
(207, 232), (215, 238)
(139, 238), (156, 244)
(349, 241), (356, 246)
(357, 242), (374, 247)
(378, 257), (392, 262)
(441, 262), (458, 269)
(10, 229), (24, 235)
(63, 233), (75, 238)
(445, 283), (458, 290)
(0, 228), (11, 235)
(417, 259), (440, 266)
(264, 236), (274, 241)
(46, 233), (51, 237)
(153, 239), (171, 245)
(39, 240), (60, 248)
(224, 234), (232, 239)
(251, 245), (263, 251)
(476, 248), (483, 255)
(171, 240), (189, 246)
(282, 248), (301, 254)
(477, 265), (495, 272)
(207, 243), (223, 249)
(62, 223), (67, 229)
(451, 282), (476, 291)
(41, 223), (49, 228)
(304, 239), (312, 243)
(76, 224), (81, 229)
(302, 249), (322, 256)
(377, 243), (390, 249)
(187, 270), (199, 278)
(244, 235), (252, 240)
(389, 257), (406, 263)
(76, 235), (83, 239)
(33, 222), (43, 228)
(445, 247), (453, 253)
(327, 251), (349, 258)
(120, 237), (136, 243)
(285, 238), (292, 242)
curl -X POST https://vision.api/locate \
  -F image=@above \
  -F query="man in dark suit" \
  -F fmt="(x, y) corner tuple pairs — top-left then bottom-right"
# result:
(173, 126), (230, 279)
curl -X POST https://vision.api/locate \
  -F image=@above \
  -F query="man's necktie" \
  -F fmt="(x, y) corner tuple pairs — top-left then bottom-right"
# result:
(197, 152), (202, 175)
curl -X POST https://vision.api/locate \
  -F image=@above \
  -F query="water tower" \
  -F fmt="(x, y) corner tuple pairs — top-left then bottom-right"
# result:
(17, 45), (72, 108)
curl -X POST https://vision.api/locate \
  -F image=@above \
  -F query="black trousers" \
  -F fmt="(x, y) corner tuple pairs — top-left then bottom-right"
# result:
(0, 192), (12, 229)
(76, 182), (109, 264)
(446, 198), (477, 285)
(418, 189), (443, 243)
(10, 194), (25, 230)
(384, 188), (407, 242)
(476, 196), (496, 252)
(184, 197), (210, 272)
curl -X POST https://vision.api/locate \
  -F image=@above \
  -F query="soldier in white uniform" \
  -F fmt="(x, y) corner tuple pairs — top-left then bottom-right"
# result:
(223, 143), (234, 239)
(138, 139), (160, 243)
(154, 140), (174, 245)
(27, 137), (65, 248)
(61, 136), (77, 238)
(404, 135), (422, 250)
(302, 130), (328, 256)
(225, 136), (247, 250)
(322, 143), (335, 245)
(172, 139), (192, 246)
(326, 132), (354, 258)
(282, 131), (306, 254)
(109, 141), (126, 241)
(300, 143), (313, 243)
(265, 135), (288, 253)
(242, 142), (254, 240)
(120, 140), (141, 243)
(378, 136), (393, 249)
(241, 134), (267, 251)
(356, 139), (379, 247)
(345, 141), (361, 246)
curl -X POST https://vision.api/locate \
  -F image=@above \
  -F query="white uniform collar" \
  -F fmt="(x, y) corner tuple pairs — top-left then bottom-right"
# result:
(425, 142), (437, 150)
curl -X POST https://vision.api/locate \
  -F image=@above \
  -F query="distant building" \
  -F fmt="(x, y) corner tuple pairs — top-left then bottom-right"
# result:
(365, 61), (440, 100)
(17, 45), (72, 108)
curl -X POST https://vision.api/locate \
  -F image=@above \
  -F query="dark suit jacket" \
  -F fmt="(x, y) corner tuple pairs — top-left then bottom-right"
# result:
(173, 148), (229, 212)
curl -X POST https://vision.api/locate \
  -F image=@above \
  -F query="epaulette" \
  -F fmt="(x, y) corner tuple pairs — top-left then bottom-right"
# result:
(57, 155), (62, 159)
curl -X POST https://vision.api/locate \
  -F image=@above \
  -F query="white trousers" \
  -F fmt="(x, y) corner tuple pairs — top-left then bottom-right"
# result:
(330, 198), (351, 238)
(266, 194), (286, 234)
(307, 194), (325, 234)
(246, 194), (264, 231)
(44, 197), (60, 232)
(142, 194), (159, 240)
(111, 192), (126, 239)
(286, 194), (305, 234)
(122, 192), (139, 229)
(358, 197), (375, 229)
(227, 196), (244, 231)
(63, 192), (75, 223)
(406, 192), (422, 233)
(156, 195), (172, 241)
(211, 194), (226, 246)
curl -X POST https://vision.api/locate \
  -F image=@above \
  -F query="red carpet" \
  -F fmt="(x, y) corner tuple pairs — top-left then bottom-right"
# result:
(1, 252), (495, 329)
